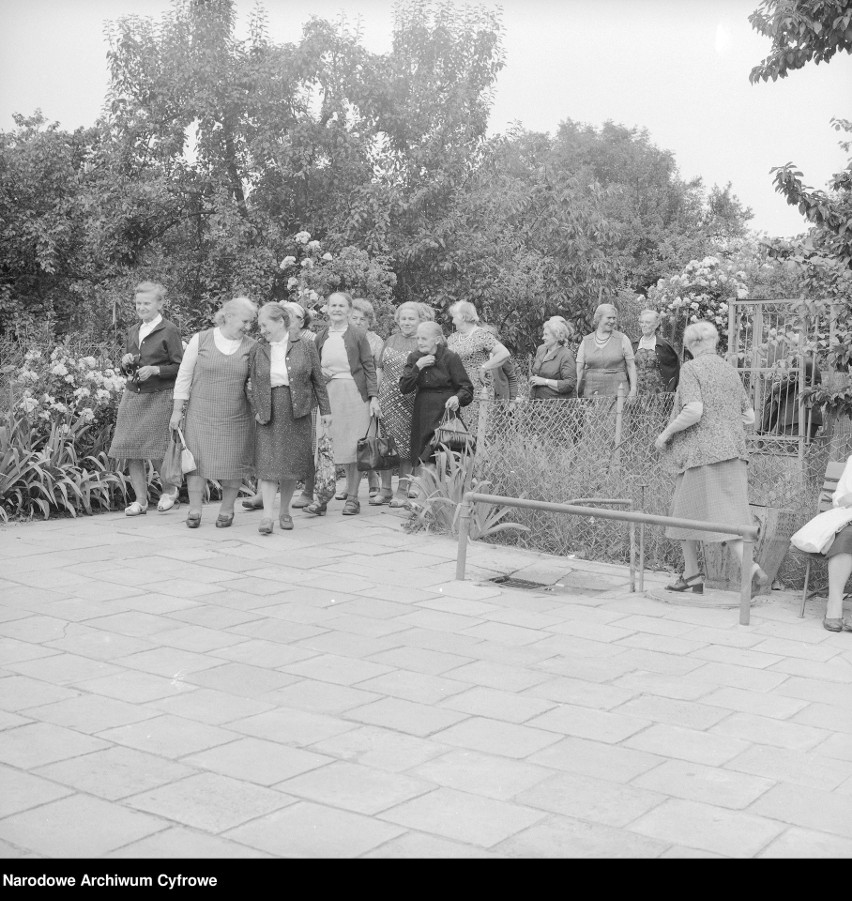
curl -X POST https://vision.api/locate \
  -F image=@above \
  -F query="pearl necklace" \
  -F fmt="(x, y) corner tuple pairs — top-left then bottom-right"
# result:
(594, 331), (612, 347)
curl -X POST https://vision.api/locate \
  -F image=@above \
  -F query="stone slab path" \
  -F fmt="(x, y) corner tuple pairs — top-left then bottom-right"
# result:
(1, 497), (851, 859)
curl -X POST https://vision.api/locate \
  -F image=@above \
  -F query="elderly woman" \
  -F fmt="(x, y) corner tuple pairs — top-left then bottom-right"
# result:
(249, 303), (331, 535)
(400, 321), (474, 468)
(350, 298), (386, 501)
(576, 303), (637, 398)
(654, 321), (768, 596)
(446, 301), (510, 403)
(631, 309), (680, 394)
(529, 316), (577, 400)
(243, 300), (317, 512)
(372, 301), (435, 507)
(169, 296), (257, 528)
(109, 281), (184, 515)
(304, 291), (380, 516)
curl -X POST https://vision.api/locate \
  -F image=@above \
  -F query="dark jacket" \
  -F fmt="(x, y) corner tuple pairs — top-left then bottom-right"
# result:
(492, 355), (519, 400)
(249, 333), (331, 424)
(314, 325), (378, 402)
(759, 359), (823, 437)
(399, 343), (474, 406)
(530, 344), (577, 399)
(631, 335), (680, 391)
(120, 318), (184, 394)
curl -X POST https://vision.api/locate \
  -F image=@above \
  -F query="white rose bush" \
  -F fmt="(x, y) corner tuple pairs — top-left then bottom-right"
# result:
(1, 343), (133, 521)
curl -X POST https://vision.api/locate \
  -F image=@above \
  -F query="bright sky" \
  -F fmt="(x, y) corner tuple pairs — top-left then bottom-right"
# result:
(1, 0), (850, 238)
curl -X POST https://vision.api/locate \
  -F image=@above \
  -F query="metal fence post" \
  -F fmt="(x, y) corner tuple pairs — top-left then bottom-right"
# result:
(638, 482), (647, 592)
(740, 539), (754, 626)
(456, 495), (472, 581)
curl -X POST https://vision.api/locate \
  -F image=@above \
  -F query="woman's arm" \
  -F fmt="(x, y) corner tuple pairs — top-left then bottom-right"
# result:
(482, 339), (510, 372)
(156, 324), (184, 380)
(399, 353), (421, 395)
(307, 340), (332, 418)
(169, 333), (199, 429)
(622, 335), (637, 396)
(575, 340), (586, 394)
(555, 348), (577, 394)
(450, 352), (475, 408)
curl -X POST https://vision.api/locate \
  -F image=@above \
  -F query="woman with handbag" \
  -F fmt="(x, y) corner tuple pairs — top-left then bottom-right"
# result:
(399, 321), (473, 472)
(169, 296), (257, 528)
(304, 291), (380, 517)
(249, 303), (331, 535)
(108, 281), (184, 515)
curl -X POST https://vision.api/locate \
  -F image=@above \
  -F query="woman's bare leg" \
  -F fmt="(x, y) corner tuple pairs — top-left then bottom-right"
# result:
(826, 553), (852, 620)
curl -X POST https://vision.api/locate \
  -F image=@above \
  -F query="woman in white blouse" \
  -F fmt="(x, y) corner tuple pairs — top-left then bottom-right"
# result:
(248, 303), (331, 534)
(169, 297), (257, 528)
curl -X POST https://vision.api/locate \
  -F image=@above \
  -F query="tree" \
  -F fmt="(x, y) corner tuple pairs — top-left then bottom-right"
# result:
(748, 0), (852, 82)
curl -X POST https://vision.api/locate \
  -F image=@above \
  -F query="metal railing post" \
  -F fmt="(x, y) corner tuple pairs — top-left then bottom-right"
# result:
(740, 539), (754, 626)
(638, 482), (647, 592)
(456, 493), (473, 581)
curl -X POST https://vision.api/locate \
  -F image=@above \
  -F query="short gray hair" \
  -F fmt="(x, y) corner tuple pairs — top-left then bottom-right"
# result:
(449, 301), (479, 324)
(395, 301), (433, 324)
(545, 316), (574, 345)
(214, 296), (257, 326)
(351, 297), (375, 326)
(135, 281), (166, 304)
(683, 320), (719, 349)
(417, 321), (445, 343)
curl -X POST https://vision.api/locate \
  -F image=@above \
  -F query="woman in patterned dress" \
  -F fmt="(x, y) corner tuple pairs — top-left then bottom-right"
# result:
(169, 297), (257, 528)
(373, 301), (435, 507)
(654, 321), (768, 596)
(249, 303), (331, 535)
(446, 301), (510, 427)
(109, 281), (184, 516)
(631, 309), (680, 394)
(576, 303), (637, 398)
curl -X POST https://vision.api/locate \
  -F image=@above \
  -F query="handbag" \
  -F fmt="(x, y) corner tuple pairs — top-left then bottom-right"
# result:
(431, 408), (475, 454)
(314, 422), (336, 504)
(159, 430), (184, 488)
(357, 416), (401, 472)
(790, 506), (852, 554)
(176, 427), (196, 474)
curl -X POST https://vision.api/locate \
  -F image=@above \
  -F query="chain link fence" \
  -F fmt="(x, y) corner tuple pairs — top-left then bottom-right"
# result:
(472, 392), (852, 587)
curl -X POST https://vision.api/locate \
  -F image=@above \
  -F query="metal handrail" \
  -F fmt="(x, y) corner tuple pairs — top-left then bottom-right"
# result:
(456, 492), (761, 625)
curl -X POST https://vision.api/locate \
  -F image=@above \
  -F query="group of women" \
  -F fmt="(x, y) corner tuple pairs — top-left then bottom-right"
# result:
(108, 284), (850, 632)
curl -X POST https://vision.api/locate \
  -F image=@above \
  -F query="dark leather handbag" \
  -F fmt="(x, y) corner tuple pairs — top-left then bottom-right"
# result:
(357, 416), (401, 472)
(431, 409), (475, 454)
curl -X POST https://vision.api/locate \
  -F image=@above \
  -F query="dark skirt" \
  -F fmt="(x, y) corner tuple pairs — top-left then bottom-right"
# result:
(410, 388), (459, 465)
(665, 458), (752, 543)
(255, 387), (312, 482)
(108, 388), (173, 461)
(826, 523), (852, 558)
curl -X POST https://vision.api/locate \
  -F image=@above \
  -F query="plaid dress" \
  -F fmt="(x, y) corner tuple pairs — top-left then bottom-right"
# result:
(183, 329), (255, 481)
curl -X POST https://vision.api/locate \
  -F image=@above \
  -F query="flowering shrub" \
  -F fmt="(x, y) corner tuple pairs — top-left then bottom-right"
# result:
(11, 345), (126, 457)
(646, 255), (750, 351)
(277, 232), (397, 335)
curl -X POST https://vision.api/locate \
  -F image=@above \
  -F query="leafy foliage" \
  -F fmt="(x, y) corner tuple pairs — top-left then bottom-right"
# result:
(749, 0), (852, 82)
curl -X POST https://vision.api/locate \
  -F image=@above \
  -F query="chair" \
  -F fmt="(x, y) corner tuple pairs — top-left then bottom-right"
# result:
(800, 460), (847, 617)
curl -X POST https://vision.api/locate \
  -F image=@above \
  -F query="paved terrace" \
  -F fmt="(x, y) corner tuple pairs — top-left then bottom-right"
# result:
(1, 498), (851, 860)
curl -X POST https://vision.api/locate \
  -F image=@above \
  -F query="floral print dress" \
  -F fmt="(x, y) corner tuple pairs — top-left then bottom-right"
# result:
(377, 332), (418, 460)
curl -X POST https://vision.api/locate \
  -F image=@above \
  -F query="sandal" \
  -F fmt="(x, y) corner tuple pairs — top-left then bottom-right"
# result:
(304, 501), (327, 516)
(279, 513), (294, 531)
(389, 495), (409, 509)
(334, 489), (348, 501)
(157, 490), (180, 513)
(125, 501), (148, 516)
(291, 494), (312, 509)
(369, 489), (393, 506)
(342, 498), (361, 516)
(215, 512), (235, 528)
(822, 617), (852, 633)
(665, 572), (704, 594)
(186, 511), (202, 529)
(241, 496), (264, 510)
(258, 518), (274, 536)
(369, 486), (380, 498)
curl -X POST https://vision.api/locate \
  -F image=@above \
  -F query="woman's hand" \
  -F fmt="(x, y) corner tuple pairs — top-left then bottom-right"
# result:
(136, 365), (159, 382)
(445, 396), (460, 412)
(654, 433), (669, 451)
(319, 414), (332, 429)
(416, 354), (436, 370)
(321, 367), (334, 382)
(169, 411), (183, 431)
(121, 353), (136, 367)
(255, 413), (263, 423)
(369, 397), (381, 418)
(529, 375), (544, 387)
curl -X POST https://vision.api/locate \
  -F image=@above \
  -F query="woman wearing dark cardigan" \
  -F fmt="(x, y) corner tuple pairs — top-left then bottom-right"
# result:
(304, 291), (380, 516)
(399, 321), (474, 467)
(528, 316), (578, 400)
(108, 281), (184, 515)
(249, 303), (331, 535)
(631, 309), (680, 393)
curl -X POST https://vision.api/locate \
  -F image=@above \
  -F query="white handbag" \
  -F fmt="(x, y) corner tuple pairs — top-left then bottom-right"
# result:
(176, 427), (197, 474)
(790, 455), (852, 553)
